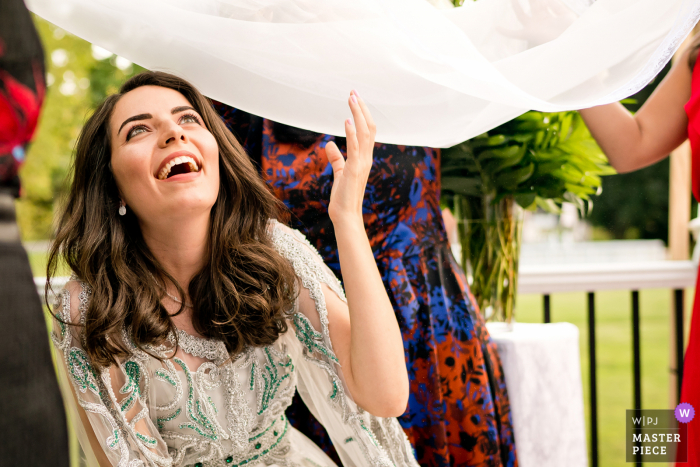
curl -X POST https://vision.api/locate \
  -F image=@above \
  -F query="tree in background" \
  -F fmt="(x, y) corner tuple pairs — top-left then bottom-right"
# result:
(17, 16), (143, 240)
(587, 62), (697, 244)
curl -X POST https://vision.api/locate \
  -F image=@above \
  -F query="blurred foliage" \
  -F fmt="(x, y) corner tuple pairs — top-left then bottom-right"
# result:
(441, 111), (615, 216)
(16, 16), (144, 240)
(587, 61), (697, 244)
(588, 159), (673, 241)
(441, 112), (614, 321)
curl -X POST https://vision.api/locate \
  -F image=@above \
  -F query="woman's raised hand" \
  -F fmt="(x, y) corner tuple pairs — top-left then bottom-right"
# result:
(326, 90), (376, 225)
(321, 92), (408, 416)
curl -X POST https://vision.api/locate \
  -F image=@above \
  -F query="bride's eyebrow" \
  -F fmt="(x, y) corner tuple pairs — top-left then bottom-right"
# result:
(118, 113), (151, 135)
(171, 105), (196, 114)
(117, 107), (197, 135)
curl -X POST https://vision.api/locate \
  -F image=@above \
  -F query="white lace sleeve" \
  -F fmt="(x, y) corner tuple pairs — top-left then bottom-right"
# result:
(269, 221), (419, 467)
(51, 280), (172, 467)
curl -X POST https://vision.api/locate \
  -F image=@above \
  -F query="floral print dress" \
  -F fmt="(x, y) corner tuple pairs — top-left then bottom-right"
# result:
(214, 104), (518, 467)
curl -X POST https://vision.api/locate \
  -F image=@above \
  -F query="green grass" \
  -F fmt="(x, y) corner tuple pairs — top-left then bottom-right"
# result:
(517, 289), (692, 467)
(28, 250), (50, 277)
(27, 250), (70, 277)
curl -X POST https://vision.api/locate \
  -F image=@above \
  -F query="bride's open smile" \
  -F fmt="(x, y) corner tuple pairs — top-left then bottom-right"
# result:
(109, 85), (219, 222)
(155, 150), (202, 181)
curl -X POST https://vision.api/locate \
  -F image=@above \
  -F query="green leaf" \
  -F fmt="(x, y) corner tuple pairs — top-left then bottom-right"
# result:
(482, 145), (528, 174)
(531, 147), (567, 161)
(536, 197), (563, 214)
(470, 134), (507, 148)
(533, 161), (565, 176)
(441, 177), (483, 197)
(510, 134), (534, 144)
(440, 108), (614, 219)
(478, 145), (521, 160)
(494, 163), (534, 189)
(514, 192), (537, 209)
(559, 113), (573, 139)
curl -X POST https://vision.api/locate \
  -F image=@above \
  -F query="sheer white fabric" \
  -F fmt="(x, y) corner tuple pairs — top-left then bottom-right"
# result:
(27, 0), (700, 147)
(50, 221), (418, 467)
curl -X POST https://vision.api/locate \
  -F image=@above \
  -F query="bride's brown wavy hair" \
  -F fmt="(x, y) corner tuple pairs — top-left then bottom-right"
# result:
(46, 71), (297, 369)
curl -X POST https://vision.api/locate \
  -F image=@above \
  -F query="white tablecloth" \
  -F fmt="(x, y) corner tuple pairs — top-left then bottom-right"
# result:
(486, 322), (588, 467)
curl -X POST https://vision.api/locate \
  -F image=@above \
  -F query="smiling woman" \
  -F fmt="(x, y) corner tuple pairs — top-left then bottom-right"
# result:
(46, 71), (416, 467)
(48, 73), (288, 365)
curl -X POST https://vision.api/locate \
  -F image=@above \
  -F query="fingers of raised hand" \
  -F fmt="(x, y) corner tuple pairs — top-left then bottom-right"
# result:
(346, 90), (375, 175)
(352, 90), (376, 141)
(325, 141), (345, 176)
(348, 92), (368, 146)
(348, 90), (375, 148)
(344, 116), (358, 155)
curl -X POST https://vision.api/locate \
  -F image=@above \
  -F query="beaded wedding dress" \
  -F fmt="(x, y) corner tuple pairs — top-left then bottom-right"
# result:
(51, 221), (418, 467)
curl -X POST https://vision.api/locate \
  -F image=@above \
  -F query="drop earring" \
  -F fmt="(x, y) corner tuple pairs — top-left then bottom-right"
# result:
(118, 201), (126, 216)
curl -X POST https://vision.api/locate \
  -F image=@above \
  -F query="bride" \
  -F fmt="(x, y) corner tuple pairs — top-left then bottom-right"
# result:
(46, 71), (417, 467)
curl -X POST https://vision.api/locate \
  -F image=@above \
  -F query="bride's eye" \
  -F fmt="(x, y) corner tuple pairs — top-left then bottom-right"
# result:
(126, 125), (148, 141)
(180, 113), (201, 125)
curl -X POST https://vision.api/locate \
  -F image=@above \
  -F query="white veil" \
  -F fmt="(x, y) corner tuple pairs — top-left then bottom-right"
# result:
(27, 0), (700, 147)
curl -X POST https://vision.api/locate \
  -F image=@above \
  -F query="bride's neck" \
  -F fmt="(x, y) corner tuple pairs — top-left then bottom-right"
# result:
(139, 212), (210, 290)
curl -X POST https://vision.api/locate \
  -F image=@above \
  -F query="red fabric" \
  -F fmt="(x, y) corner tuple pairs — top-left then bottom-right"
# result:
(686, 58), (700, 202)
(0, 66), (44, 155)
(678, 58), (700, 465)
(677, 270), (700, 464)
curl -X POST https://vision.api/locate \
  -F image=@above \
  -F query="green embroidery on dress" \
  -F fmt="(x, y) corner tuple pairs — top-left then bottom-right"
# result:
(174, 359), (218, 440)
(154, 368), (177, 387)
(248, 417), (277, 442)
(54, 312), (66, 337)
(68, 348), (100, 395)
(330, 381), (338, 400)
(107, 429), (120, 449)
(344, 437), (354, 444)
(136, 432), (157, 446)
(119, 361), (141, 412)
(293, 313), (338, 363)
(359, 420), (379, 447)
(304, 458), (327, 467)
(249, 362), (255, 391)
(280, 358), (294, 372)
(228, 416), (289, 467)
(119, 393), (136, 413)
(207, 396), (219, 414)
(257, 348), (293, 415)
(157, 408), (181, 430)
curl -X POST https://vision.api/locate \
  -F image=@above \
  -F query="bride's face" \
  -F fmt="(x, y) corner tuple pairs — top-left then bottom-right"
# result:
(109, 85), (220, 226)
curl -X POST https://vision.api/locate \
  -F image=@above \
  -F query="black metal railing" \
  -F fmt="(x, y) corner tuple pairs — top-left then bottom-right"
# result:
(540, 287), (687, 467)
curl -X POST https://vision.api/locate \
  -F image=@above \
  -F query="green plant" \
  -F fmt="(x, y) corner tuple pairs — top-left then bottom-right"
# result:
(442, 111), (615, 215)
(441, 111), (615, 321)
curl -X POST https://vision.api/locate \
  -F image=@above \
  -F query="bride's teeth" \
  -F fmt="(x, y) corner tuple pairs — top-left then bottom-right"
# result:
(157, 156), (200, 179)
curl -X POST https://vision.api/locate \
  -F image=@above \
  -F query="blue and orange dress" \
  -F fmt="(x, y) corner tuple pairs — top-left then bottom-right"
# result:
(214, 104), (518, 467)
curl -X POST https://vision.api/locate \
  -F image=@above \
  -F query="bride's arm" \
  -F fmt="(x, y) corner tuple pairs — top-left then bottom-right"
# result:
(320, 90), (409, 418)
(579, 47), (693, 173)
